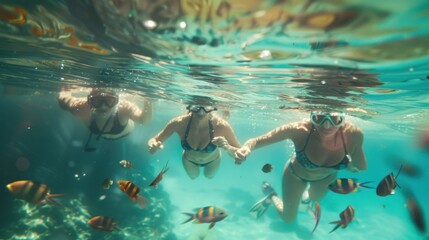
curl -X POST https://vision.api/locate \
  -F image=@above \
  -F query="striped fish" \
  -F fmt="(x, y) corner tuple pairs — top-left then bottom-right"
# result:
(6, 180), (63, 206)
(329, 178), (373, 194)
(329, 205), (355, 233)
(0, 6), (27, 25)
(310, 202), (321, 236)
(376, 165), (402, 197)
(117, 180), (150, 208)
(182, 206), (228, 229)
(149, 161), (169, 189)
(88, 216), (120, 232)
(402, 188), (426, 234)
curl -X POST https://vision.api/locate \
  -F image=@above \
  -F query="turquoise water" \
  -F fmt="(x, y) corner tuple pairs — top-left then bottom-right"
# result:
(1, 0), (429, 239)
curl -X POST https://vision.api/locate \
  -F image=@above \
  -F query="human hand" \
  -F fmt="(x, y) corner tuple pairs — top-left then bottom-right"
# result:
(234, 146), (251, 165)
(212, 136), (228, 148)
(347, 164), (360, 173)
(147, 138), (163, 154)
(345, 155), (359, 172)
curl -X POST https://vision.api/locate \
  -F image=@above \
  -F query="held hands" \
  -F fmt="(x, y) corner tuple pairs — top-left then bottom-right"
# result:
(147, 138), (164, 154)
(234, 146), (251, 165)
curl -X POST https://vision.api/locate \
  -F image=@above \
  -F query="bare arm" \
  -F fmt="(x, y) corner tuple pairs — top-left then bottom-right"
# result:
(348, 128), (367, 172)
(58, 89), (87, 114)
(121, 99), (153, 125)
(147, 118), (180, 154)
(234, 123), (298, 164)
(245, 123), (296, 150)
(212, 119), (241, 158)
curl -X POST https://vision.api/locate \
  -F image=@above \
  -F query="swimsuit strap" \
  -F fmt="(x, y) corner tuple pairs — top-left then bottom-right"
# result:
(339, 126), (348, 154)
(208, 116), (215, 139)
(184, 114), (193, 140)
(302, 124), (315, 151)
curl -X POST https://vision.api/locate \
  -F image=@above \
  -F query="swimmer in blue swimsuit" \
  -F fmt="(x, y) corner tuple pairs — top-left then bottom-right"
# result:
(148, 104), (241, 179)
(236, 111), (367, 222)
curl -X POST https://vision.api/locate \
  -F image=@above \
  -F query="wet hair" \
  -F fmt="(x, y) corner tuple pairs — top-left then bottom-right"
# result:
(88, 88), (118, 98)
(186, 95), (216, 107)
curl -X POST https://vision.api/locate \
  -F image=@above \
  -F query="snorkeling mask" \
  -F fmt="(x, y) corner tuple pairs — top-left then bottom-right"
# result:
(87, 92), (118, 108)
(310, 112), (345, 128)
(187, 105), (217, 113)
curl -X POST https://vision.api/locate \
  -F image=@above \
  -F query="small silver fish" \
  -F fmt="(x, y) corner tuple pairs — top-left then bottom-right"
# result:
(102, 178), (113, 189)
(119, 160), (133, 169)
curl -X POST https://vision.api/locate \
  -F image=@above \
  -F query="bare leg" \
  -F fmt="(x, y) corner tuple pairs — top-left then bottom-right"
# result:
(203, 157), (221, 179)
(182, 153), (200, 179)
(272, 165), (307, 223)
(308, 173), (336, 201)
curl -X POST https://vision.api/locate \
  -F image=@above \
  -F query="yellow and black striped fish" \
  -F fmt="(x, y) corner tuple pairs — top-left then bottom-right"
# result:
(329, 205), (355, 233)
(117, 180), (150, 208)
(6, 180), (63, 206)
(88, 216), (120, 232)
(376, 165), (402, 197)
(329, 178), (373, 194)
(182, 206), (228, 229)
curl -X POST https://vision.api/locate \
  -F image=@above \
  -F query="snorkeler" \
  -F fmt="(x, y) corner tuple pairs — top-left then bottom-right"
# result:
(147, 104), (241, 179)
(58, 87), (152, 151)
(235, 111), (367, 222)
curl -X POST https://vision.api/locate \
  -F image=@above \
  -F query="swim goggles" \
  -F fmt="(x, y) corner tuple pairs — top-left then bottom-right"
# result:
(310, 112), (345, 128)
(187, 105), (217, 113)
(87, 92), (118, 108)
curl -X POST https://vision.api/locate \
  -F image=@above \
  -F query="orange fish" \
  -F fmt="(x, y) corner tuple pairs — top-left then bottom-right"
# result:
(117, 180), (150, 208)
(149, 161), (169, 189)
(0, 6), (26, 25)
(88, 216), (120, 232)
(182, 206), (228, 229)
(310, 201), (321, 236)
(329, 205), (355, 233)
(6, 180), (63, 206)
(329, 178), (373, 194)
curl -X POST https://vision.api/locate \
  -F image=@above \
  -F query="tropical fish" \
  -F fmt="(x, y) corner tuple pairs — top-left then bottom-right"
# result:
(88, 216), (120, 232)
(261, 163), (273, 173)
(329, 205), (355, 233)
(119, 160), (133, 169)
(402, 188), (426, 234)
(102, 178), (113, 189)
(310, 201), (321, 236)
(328, 178), (373, 194)
(182, 206), (228, 229)
(376, 165), (402, 197)
(149, 161), (169, 189)
(0, 6), (27, 25)
(6, 180), (63, 206)
(387, 154), (421, 177)
(117, 180), (150, 208)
